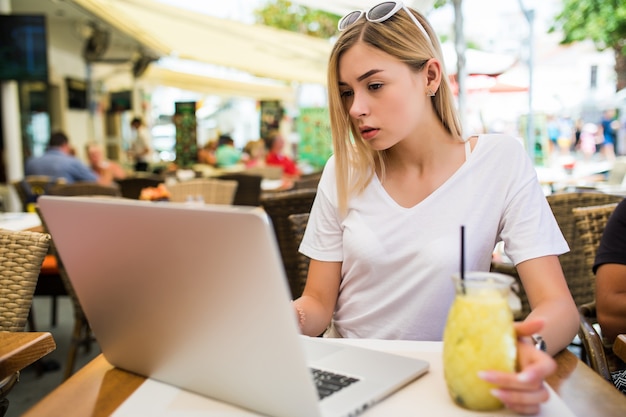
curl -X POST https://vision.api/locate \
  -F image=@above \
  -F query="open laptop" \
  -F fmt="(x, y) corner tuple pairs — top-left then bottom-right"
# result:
(38, 196), (429, 417)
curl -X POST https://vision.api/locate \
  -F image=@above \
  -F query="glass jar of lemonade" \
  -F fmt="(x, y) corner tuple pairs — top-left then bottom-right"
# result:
(442, 271), (517, 411)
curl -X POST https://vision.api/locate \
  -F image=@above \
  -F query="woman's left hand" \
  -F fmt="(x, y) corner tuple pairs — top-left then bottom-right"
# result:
(478, 319), (557, 415)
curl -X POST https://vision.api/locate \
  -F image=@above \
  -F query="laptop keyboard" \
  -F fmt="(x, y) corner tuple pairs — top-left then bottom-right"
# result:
(311, 368), (360, 400)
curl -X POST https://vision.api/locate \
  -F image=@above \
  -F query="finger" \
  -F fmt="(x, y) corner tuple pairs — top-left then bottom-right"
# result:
(479, 349), (555, 390)
(491, 385), (551, 415)
(514, 318), (545, 338)
(516, 339), (557, 379)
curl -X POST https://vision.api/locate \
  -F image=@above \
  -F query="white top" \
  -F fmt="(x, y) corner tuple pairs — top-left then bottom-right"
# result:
(131, 126), (151, 162)
(300, 134), (568, 340)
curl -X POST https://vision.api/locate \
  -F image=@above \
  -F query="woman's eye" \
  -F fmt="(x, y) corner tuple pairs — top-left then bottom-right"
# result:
(369, 83), (383, 91)
(340, 90), (354, 98)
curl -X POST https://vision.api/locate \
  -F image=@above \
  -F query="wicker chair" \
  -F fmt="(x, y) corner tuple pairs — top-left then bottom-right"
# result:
(218, 173), (263, 206)
(287, 213), (311, 299)
(34, 206), (94, 381)
(11, 176), (65, 212)
(547, 192), (624, 308)
(292, 171), (322, 190)
(491, 192), (625, 320)
(0, 229), (51, 417)
(166, 178), (238, 204)
(261, 188), (317, 298)
(244, 165), (283, 180)
(40, 184), (123, 379)
(115, 175), (164, 199)
(48, 182), (122, 198)
(572, 203), (620, 381)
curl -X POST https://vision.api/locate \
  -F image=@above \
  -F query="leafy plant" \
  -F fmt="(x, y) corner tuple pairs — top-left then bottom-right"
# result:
(551, 0), (626, 91)
(253, 0), (340, 39)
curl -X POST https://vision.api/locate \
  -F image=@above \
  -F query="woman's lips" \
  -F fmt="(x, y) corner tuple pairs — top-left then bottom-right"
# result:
(360, 127), (379, 141)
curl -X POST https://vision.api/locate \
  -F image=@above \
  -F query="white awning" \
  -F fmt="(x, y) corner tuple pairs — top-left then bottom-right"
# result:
(72, 0), (333, 85)
(140, 66), (296, 102)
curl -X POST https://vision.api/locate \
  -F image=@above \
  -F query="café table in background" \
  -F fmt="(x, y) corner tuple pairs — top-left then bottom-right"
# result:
(0, 212), (42, 232)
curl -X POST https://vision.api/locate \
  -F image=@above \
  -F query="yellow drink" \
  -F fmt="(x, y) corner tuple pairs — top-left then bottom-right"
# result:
(442, 272), (517, 411)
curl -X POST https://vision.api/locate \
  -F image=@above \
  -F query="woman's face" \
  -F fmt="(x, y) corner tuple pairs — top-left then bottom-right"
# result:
(338, 42), (428, 151)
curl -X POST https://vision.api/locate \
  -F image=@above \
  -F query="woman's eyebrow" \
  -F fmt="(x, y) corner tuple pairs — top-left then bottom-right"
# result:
(357, 69), (383, 82)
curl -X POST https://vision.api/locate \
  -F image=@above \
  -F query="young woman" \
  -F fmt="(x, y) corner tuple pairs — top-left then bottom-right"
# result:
(291, 2), (578, 414)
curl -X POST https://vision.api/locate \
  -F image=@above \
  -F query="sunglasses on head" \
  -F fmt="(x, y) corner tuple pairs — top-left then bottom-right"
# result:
(338, 1), (431, 45)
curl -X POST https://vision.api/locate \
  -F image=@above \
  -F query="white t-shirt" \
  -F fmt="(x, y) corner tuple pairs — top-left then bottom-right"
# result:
(299, 134), (568, 341)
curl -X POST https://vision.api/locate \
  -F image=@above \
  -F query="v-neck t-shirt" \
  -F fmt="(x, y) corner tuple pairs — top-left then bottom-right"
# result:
(299, 134), (568, 340)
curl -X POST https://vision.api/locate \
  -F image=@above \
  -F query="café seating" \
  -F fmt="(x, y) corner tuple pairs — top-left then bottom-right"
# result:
(244, 165), (283, 180)
(42, 183), (123, 379)
(34, 206), (90, 381)
(491, 192), (625, 320)
(0, 228), (51, 417)
(11, 176), (65, 212)
(218, 173), (263, 206)
(115, 175), (164, 199)
(31, 183), (120, 331)
(572, 202), (620, 381)
(287, 212), (310, 298)
(548, 192), (624, 308)
(261, 188), (316, 299)
(166, 178), (238, 205)
(292, 171), (322, 190)
(48, 182), (122, 198)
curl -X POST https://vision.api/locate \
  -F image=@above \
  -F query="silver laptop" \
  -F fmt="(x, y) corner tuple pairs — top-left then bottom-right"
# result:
(38, 196), (428, 417)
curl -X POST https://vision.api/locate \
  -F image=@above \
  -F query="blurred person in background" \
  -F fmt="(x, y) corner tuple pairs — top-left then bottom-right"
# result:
(25, 131), (99, 184)
(129, 117), (152, 172)
(243, 139), (267, 169)
(264, 129), (301, 178)
(86, 141), (127, 185)
(215, 134), (246, 168)
(197, 140), (218, 166)
(600, 109), (619, 161)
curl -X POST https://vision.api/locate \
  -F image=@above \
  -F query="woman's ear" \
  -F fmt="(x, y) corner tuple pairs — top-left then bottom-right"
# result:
(425, 58), (442, 95)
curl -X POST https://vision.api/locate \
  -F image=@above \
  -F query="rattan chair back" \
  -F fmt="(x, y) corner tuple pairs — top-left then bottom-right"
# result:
(115, 175), (164, 199)
(166, 178), (238, 204)
(292, 172), (322, 190)
(571, 203), (620, 382)
(261, 188), (317, 298)
(244, 165), (283, 180)
(34, 206), (94, 381)
(0, 229), (50, 332)
(546, 192), (624, 307)
(287, 213), (310, 298)
(218, 173), (263, 206)
(490, 192), (624, 320)
(48, 182), (122, 197)
(11, 176), (65, 212)
(572, 203), (620, 302)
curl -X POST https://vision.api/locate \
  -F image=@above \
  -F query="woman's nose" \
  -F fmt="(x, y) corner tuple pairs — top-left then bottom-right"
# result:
(348, 94), (368, 119)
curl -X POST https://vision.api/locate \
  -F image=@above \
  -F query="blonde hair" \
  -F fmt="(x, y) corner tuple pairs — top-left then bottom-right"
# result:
(327, 8), (462, 212)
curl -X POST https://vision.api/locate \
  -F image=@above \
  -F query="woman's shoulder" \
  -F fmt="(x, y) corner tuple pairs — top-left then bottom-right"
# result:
(474, 133), (527, 155)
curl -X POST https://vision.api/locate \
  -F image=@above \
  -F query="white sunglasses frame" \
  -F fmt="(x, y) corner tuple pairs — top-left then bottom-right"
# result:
(337, 1), (431, 45)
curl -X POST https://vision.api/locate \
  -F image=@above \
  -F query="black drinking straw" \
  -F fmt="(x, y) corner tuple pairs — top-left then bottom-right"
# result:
(460, 225), (466, 293)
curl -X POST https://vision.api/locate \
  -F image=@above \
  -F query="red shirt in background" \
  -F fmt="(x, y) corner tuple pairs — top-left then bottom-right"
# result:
(266, 152), (299, 176)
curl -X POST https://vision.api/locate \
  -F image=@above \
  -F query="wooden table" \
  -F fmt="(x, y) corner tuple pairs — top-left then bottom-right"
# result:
(0, 332), (56, 380)
(23, 347), (626, 417)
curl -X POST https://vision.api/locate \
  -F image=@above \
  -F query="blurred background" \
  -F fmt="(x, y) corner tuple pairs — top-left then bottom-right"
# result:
(1, 0), (625, 207)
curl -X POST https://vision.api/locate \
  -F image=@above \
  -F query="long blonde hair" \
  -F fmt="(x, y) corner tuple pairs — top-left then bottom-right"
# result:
(327, 8), (462, 213)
